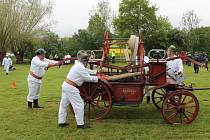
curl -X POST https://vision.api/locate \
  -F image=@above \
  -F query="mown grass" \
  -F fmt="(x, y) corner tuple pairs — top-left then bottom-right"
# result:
(0, 64), (210, 140)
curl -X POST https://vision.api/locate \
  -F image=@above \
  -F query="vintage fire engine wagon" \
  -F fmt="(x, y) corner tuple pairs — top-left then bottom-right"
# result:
(76, 32), (200, 125)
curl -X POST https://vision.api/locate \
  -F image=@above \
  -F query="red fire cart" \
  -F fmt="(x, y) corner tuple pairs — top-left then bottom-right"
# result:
(75, 32), (200, 125)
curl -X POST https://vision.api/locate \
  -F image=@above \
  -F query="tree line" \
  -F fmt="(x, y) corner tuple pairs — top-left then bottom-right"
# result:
(0, 0), (210, 63)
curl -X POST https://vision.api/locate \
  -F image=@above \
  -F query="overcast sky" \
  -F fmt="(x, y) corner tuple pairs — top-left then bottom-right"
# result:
(51, 0), (210, 37)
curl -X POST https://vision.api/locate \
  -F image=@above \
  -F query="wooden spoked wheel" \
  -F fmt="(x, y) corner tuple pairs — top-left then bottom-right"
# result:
(152, 88), (167, 109)
(78, 81), (112, 120)
(162, 90), (199, 125)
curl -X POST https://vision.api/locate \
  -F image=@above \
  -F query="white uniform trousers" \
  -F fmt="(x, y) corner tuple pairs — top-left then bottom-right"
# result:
(58, 82), (84, 125)
(144, 86), (155, 96)
(5, 64), (10, 73)
(144, 86), (150, 97)
(27, 80), (41, 102)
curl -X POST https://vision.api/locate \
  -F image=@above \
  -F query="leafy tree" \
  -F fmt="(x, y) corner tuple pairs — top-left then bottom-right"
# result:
(87, 14), (106, 49)
(113, 0), (157, 37)
(89, 0), (115, 32)
(181, 10), (200, 53)
(113, 0), (174, 52)
(88, 0), (115, 48)
(0, 0), (53, 63)
(61, 37), (76, 56)
(145, 16), (173, 51)
(193, 27), (210, 54)
(40, 31), (61, 58)
(22, 37), (40, 61)
(23, 31), (65, 60)
(181, 10), (200, 31)
(167, 28), (187, 51)
(72, 29), (96, 54)
(0, 0), (17, 61)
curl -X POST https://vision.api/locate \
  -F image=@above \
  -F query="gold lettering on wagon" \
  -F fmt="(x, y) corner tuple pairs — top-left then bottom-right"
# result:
(121, 88), (137, 95)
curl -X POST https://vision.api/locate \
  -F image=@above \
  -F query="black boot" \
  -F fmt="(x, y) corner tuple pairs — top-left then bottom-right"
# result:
(58, 123), (69, 128)
(28, 102), (32, 110)
(33, 99), (43, 108)
(146, 96), (150, 103)
(77, 124), (91, 129)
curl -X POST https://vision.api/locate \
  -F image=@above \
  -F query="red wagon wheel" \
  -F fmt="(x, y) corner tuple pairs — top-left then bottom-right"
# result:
(78, 81), (112, 120)
(152, 88), (167, 109)
(162, 90), (199, 125)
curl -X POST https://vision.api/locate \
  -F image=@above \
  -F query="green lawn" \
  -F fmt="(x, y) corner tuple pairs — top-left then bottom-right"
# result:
(0, 64), (210, 140)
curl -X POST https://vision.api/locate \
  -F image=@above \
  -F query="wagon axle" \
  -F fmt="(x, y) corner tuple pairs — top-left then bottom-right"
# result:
(177, 106), (185, 114)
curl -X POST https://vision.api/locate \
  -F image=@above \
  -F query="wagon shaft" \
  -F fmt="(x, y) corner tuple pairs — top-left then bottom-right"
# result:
(106, 72), (141, 81)
(191, 87), (210, 91)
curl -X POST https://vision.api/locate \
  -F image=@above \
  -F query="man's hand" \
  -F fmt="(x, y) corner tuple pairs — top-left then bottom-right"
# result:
(97, 73), (108, 81)
(98, 77), (108, 82)
(58, 61), (64, 68)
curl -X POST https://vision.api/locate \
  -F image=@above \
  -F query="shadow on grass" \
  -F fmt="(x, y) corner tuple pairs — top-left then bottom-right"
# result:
(96, 104), (164, 124)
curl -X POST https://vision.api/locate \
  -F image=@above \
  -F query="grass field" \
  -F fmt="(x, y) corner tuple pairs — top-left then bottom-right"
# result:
(0, 64), (210, 140)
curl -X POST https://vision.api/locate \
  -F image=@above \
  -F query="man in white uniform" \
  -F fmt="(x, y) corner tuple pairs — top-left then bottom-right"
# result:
(166, 45), (184, 85)
(143, 55), (151, 103)
(27, 48), (62, 110)
(64, 54), (71, 64)
(58, 50), (99, 128)
(2, 55), (12, 75)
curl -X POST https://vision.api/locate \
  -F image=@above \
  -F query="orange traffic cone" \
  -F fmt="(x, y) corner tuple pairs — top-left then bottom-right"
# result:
(10, 80), (16, 89)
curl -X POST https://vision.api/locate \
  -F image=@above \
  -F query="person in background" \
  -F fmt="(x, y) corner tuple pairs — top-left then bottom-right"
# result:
(27, 48), (62, 110)
(204, 52), (208, 71)
(186, 52), (192, 66)
(54, 54), (59, 61)
(64, 53), (71, 64)
(49, 54), (53, 60)
(58, 50), (99, 128)
(143, 54), (151, 103)
(2, 54), (12, 75)
(193, 52), (200, 74)
(111, 51), (116, 63)
(166, 45), (184, 85)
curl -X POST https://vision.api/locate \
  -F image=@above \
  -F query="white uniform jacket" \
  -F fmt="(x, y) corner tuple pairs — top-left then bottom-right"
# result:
(2, 57), (12, 70)
(166, 55), (184, 83)
(144, 56), (149, 74)
(28, 56), (58, 83)
(166, 55), (183, 75)
(66, 60), (98, 86)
